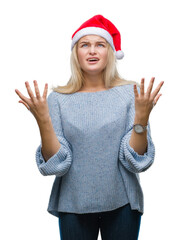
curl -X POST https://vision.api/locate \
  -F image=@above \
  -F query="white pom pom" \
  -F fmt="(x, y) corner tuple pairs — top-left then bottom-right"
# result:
(115, 50), (124, 59)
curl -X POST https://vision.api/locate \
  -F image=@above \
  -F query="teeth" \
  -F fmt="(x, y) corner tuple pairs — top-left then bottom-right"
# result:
(88, 58), (98, 61)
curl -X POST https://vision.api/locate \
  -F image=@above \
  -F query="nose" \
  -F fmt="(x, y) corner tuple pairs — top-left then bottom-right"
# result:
(89, 45), (96, 55)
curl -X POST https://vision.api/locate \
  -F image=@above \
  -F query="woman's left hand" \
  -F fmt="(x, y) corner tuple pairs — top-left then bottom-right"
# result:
(134, 77), (164, 124)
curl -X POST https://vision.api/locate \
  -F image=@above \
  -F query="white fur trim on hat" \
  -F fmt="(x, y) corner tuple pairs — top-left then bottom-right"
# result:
(71, 27), (115, 51)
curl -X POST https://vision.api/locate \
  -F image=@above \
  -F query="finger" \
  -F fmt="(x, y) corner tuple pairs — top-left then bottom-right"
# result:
(15, 89), (29, 104)
(19, 100), (30, 110)
(153, 94), (162, 105)
(42, 83), (48, 99)
(133, 84), (139, 98)
(146, 77), (155, 97)
(25, 81), (35, 100)
(151, 81), (164, 99)
(33, 80), (41, 99)
(140, 78), (145, 96)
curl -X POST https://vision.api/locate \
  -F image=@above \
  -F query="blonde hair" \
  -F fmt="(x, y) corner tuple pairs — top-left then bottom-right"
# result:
(52, 41), (138, 94)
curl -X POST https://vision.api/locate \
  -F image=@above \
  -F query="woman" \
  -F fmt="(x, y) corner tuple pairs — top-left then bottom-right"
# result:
(15, 15), (164, 240)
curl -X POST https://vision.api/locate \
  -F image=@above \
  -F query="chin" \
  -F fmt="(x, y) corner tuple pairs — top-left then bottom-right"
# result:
(83, 66), (105, 75)
(86, 69), (104, 75)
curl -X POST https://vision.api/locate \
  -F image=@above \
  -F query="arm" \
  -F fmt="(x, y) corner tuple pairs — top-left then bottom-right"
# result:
(35, 91), (72, 177)
(129, 78), (164, 155)
(15, 81), (72, 176)
(119, 77), (164, 173)
(118, 94), (155, 173)
(129, 115), (148, 155)
(37, 116), (61, 162)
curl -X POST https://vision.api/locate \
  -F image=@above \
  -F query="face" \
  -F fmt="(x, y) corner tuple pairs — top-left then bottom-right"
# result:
(77, 35), (108, 76)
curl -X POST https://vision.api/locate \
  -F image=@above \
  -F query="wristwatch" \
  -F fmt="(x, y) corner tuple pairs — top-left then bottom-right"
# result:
(133, 124), (147, 134)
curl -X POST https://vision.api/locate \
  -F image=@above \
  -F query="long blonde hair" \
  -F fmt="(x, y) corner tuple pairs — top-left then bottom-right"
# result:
(52, 41), (138, 94)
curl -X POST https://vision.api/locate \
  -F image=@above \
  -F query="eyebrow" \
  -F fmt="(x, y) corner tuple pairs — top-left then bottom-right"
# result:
(79, 41), (107, 45)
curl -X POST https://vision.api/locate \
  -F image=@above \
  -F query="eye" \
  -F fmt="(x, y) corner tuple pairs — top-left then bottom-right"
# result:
(81, 44), (88, 47)
(98, 43), (105, 47)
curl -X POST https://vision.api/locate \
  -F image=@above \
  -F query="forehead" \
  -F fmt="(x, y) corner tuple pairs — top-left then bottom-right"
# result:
(78, 35), (106, 43)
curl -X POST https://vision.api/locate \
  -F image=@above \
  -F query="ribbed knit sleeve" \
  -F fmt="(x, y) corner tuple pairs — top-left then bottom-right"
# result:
(35, 92), (73, 177)
(118, 86), (155, 173)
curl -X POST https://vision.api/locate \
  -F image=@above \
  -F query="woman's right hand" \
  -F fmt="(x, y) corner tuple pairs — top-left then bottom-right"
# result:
(15, 80), (50, 124)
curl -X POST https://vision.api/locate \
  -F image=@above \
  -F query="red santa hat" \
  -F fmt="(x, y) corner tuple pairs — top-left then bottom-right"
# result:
(71, 15), (124, 60)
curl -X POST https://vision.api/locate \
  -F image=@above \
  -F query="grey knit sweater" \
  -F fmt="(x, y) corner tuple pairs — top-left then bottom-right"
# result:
(36, 84), (155, 218)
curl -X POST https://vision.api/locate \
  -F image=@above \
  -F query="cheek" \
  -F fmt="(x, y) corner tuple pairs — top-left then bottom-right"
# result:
(77, 50), (86, 64)
(101, 51), (108, 64)
(100, 48), (108, 57)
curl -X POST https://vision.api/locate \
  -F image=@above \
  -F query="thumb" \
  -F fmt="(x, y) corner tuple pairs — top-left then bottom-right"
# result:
(19, 100), (30, 111)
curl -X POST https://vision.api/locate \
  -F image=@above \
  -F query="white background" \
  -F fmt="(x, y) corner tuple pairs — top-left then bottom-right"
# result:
(0, 0), (178, 239)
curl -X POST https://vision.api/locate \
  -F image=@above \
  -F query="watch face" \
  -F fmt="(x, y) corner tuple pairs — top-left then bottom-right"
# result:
(134, 124), (143, 133)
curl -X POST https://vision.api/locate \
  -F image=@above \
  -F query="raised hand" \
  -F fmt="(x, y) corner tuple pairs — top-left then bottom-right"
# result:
(134, 77), (164, 124)
(15, 80), (50, 124)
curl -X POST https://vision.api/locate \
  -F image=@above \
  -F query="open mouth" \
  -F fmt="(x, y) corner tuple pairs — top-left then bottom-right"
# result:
(87, 58), (99, 62)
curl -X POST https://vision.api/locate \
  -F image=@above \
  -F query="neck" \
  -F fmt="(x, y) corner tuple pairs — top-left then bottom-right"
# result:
(82, 72), (106, 90)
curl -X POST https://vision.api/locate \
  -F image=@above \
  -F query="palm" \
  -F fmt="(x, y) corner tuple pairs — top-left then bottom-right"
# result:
(15, 80), (49, 122)
(133, 77), (164, 120)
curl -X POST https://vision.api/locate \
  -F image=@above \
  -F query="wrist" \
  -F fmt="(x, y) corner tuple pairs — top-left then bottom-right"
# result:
(134, 115), (148, 126)
(37, 114), (51, 126)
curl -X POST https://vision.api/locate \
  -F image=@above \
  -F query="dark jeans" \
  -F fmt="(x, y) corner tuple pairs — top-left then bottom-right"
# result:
(58, 203), (142, 240)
